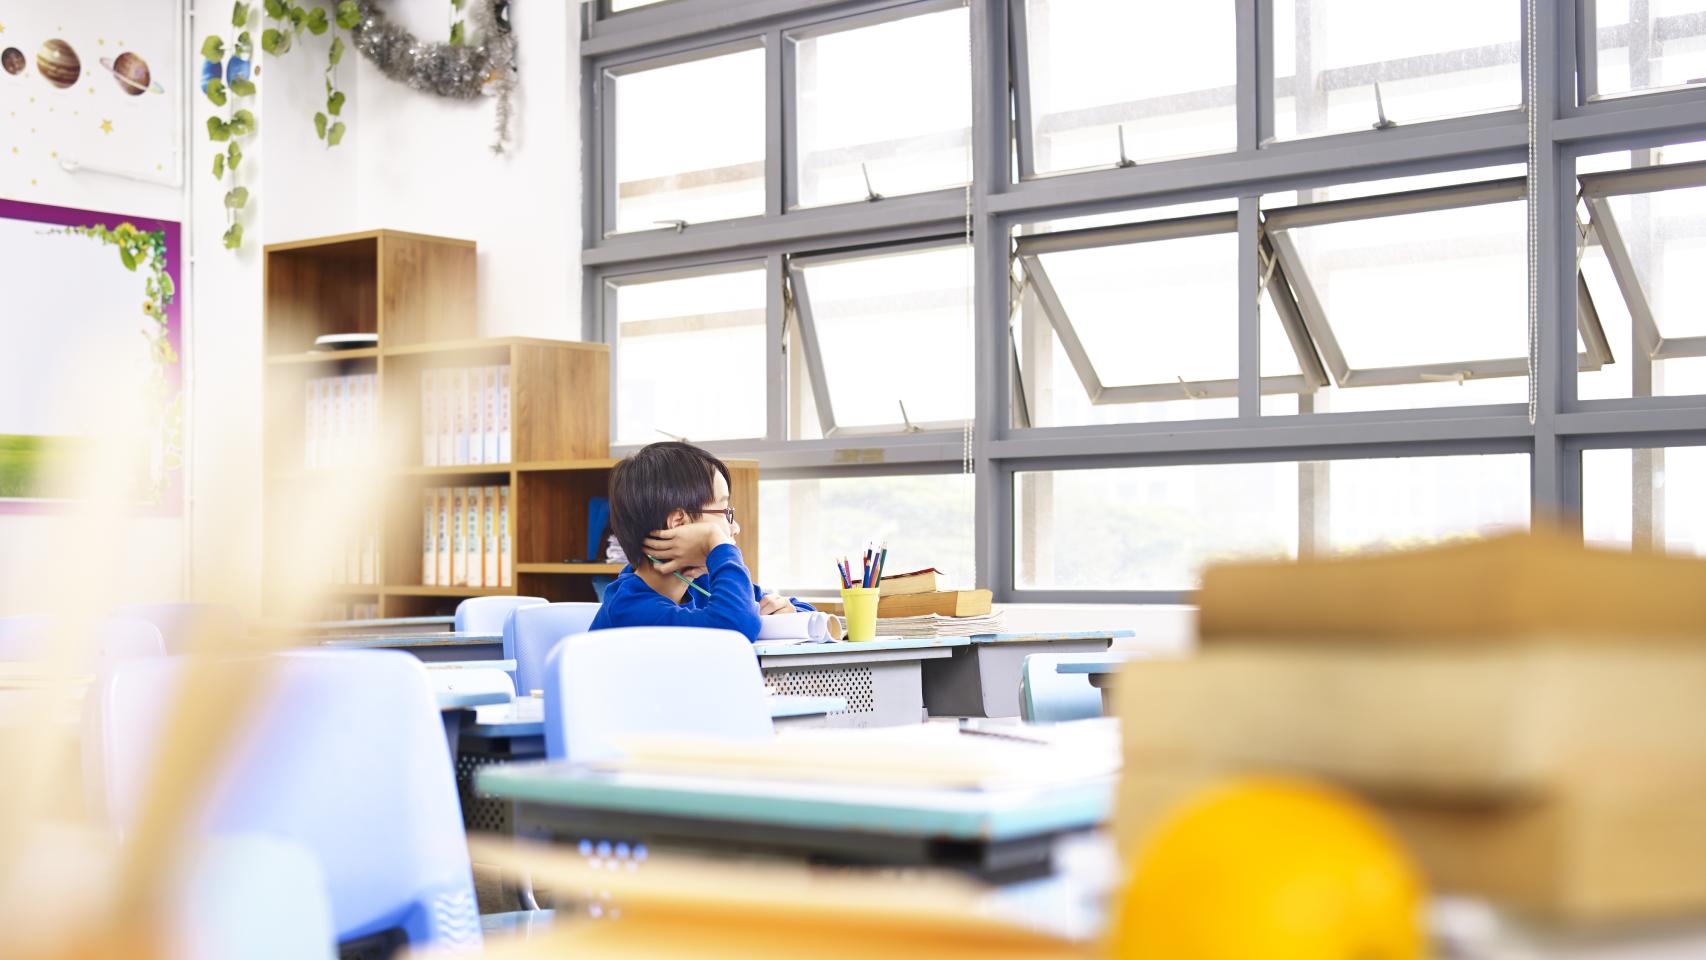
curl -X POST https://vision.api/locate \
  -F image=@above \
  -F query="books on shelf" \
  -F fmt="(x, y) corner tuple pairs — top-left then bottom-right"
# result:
(875, 612), (1004, 639)
(420, 365), (511, 467)
(877, 589), (992, 619)
(304, 373), (377, 470)
(421, 484), (512, 589)
(326, 514), (381, 588)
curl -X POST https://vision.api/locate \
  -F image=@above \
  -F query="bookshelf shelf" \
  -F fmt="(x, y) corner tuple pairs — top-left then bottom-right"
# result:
(262, 230), (759, 621)
(516, 562), (625, 575)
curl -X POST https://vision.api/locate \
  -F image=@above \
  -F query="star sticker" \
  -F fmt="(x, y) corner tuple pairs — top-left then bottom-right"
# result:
(100, 119), (113, 134)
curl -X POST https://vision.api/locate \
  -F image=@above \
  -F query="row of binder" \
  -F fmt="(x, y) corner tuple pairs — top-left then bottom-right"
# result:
(304, 375), (379, 470)
(421, 366), (512, 467)
(329, 519), (381, 587)
(423, 485), (513, 589)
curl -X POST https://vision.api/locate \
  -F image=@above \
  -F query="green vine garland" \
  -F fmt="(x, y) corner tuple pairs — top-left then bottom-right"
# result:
(49, 223), (182, 500)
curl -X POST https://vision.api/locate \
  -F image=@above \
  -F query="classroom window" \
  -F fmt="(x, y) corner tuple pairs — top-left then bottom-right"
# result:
(1590, 1), (1706, 99)
(1264, 179), (1611, 414)
(760, 473), (976, 595)
(1271, 0), (1522, 142)
(1582, 446), (1706, 556)
(790, 5), (972, 209)
(612, 266), (768, 445)
(1575, 153), (1706, 401)
(610, 45), (766, 234)
(1017, 0), (1236, 177)
(608, 0), (672, 11)
(1015, 453), (1531, 591)
(1011, 210), (1322, 428)
(787, 243), (974, 436)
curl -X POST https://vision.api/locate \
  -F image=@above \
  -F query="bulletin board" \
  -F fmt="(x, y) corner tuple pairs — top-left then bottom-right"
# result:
(0, 198), (182, 514)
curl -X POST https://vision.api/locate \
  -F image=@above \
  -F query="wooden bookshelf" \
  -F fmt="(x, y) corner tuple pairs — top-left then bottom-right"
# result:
(261, 229), (760, 621)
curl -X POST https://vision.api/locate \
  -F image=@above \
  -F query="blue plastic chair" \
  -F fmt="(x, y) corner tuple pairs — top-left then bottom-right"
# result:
(119, 602), (243, 656)
(90, 650), (482, 952)
(542, 626), (772, 762)
(453, 595), (546, 636)
(504, 602), (599, 697)
(1019, 653), (1107, 724)
(0, 614), (164, 664)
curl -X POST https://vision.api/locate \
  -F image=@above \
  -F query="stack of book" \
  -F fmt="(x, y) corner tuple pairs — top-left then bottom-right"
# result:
(420, 365), (512, 467)
(303, 374), (378, 469)
(421, 484), (513, 588)
(873, 568), (1002, 638)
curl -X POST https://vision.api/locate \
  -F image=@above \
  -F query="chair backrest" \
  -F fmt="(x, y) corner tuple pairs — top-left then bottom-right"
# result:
(1020, 653), (1107, 725)
(542, 626), (772, 762)
(118, 602), (243, 656)
(453, 595), (546, 635)
(90, 650), (480, 951)
(0, 615), (165, 665)
(505, 601), (600, 697)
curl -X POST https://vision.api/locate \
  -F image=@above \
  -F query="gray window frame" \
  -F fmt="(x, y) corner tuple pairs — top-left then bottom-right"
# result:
(581, 0), (1706, 603)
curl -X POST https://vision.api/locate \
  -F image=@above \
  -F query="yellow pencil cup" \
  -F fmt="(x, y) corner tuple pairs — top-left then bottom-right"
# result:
(840, 587), (879, 642)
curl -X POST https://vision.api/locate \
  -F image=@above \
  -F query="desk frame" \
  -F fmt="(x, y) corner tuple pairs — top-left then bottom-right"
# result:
(756, 640), (962, 729)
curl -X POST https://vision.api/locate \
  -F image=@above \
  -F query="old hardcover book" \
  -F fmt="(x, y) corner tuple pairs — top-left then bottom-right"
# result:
(876, 589), (992, 619)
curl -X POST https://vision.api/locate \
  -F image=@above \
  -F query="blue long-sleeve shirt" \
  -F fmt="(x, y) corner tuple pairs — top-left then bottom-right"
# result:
(588, 542), (814, 641)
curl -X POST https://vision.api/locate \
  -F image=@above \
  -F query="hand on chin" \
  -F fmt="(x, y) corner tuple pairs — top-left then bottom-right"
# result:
(681, 566), (708, 581)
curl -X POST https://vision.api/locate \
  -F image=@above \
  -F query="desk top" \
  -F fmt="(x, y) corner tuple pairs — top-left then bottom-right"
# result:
(967, 631), (1133, 645)
(1054, 658), (1131, 676)
(461, 694), (851, 739)
(477, 761), (1112, 843)
(755, 636), (970, 657)
(435, 688), (513, 711)
(320, 632), (501, 650)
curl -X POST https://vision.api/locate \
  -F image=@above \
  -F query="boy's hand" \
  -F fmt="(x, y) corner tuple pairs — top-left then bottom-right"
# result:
(644, 521), (733, 574)
(758, 593), (793, 616)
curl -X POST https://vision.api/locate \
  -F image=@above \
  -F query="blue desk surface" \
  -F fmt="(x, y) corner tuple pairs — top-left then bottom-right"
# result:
(435, 689), (513, 711)
(321, 632), (501, 650)
(967, 631), (1133, 645)
(755, 636), (970, 657)
(477, 761), (1112, 843)
(1055, 658), (1132, 676)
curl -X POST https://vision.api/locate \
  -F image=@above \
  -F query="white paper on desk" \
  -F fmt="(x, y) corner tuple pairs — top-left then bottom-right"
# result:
(754, 611), (843, 644)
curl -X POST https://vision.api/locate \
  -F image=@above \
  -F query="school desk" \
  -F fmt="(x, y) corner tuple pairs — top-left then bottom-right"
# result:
(475, 757), (1113, 883)
(923, 631), (1134, 718)
(1054, 657), (1131, 713)
(318, 631), (504, 662)
(755, 636), (969, 728)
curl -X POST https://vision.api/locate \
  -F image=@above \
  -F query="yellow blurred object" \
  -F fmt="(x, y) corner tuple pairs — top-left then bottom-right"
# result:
(1111, 777), (1425, 960)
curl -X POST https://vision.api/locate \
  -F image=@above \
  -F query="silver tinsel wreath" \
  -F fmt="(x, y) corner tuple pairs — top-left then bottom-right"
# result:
(348, 0), (519, 154)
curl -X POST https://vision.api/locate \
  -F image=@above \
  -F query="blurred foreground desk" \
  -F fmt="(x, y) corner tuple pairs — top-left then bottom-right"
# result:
(924, 632), (1133, 718)
(755, 637), (967, 728)
(318, 631), (503, 662)
(477, 756), (1112, 882)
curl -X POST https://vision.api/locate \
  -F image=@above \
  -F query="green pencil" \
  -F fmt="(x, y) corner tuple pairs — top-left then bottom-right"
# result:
(648, 554), (712, 597)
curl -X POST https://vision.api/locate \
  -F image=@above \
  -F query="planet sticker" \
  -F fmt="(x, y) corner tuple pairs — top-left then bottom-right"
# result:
(1, 48), (24, 77)
(37, 39), (80, 89)
(101, 51), (164, 95)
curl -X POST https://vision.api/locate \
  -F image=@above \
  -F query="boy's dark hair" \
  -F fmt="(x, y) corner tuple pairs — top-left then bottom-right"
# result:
(608, 442), (731, 568)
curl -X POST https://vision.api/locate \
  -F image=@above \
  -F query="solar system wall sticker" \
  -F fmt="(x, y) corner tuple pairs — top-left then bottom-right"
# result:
(2, 2), (179, 194)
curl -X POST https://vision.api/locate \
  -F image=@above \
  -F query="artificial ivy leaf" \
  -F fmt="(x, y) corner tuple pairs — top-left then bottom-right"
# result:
(314, 111), (327, 139)
(206, 116), (231, 141)
(236, 30), (253, 54)
(261, 27), (290, 55)
(230, 77), (256, 97)
(231, 108), (257, 136)
(327, 90), (345, 116)
(327, 121), (346, 146)
(227, 141), (243, 169)
(201, 35), (225, 62)
(305, 6), (329, 34)
(329, 34), (344, 66)
(264, 0), (287, 17)
(223, 223), (244, 250)
(453, 0), (464, 8)
(225, 187), (250, 209)
(204, 77), (227, 106)
(336, 1), (361, 29)
(232, 2), (248, 26)
(213, 152), (225, 179)
(449, 20), (464, 46)
(288, 5), (306, 28)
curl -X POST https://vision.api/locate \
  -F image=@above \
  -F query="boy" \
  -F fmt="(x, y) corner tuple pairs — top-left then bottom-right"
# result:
(590, 441), (812, 641)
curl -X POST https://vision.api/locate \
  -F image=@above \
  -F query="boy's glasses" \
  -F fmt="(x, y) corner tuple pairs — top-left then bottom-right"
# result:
(695, 506), (736, 526)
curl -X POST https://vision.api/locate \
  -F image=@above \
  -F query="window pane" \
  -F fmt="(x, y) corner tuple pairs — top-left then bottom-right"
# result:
(1016, 453), (1529, 590)
(1583, 446), (1706, 556)
(1594, 1), (1706, 98)
(793, 7), (971, 208)
(760, 474), (976, 593)
(794, 245), (973, 430)
(610, 0), (671, 10)
(615, 268), (767, 445)
(1577, 154), (1706, 401)
(613, 48), (765, 233)
(1268, 196), (1539, 412)
(1022, 0), (1235, 176)
(1272, 0), (1521, 141)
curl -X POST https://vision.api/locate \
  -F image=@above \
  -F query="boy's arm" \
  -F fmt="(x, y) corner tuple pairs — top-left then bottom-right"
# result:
(748, 581), (815, 613)
(644, 543), (763, 639)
